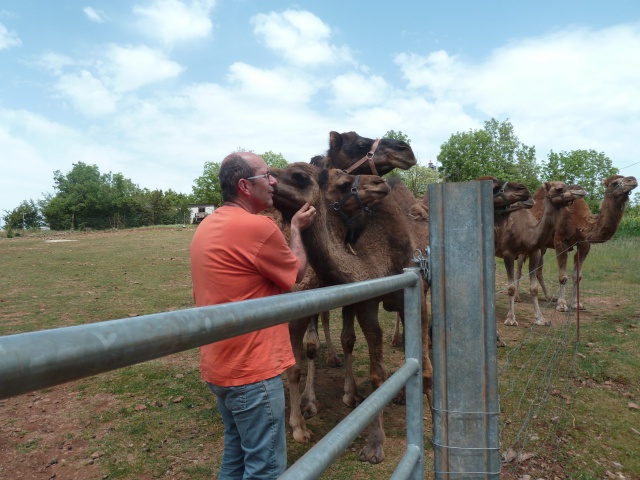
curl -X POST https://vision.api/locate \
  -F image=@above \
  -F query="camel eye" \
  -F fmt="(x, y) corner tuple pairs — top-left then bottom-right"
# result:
(337, 181), (353, 193)
(292, 172), (311, 189)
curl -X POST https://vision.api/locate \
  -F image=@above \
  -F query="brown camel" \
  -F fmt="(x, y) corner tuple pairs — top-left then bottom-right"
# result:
(303, 131), (417, 367)
(495, 181), (587, 326)
(272, 163), (431, 464)
(312, 130), (417, 175)
(517, 175), (637, 312)
(282, 168), (391, 445)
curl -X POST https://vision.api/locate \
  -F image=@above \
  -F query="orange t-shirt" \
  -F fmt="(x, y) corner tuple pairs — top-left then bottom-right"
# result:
(189, 206), (298, 387)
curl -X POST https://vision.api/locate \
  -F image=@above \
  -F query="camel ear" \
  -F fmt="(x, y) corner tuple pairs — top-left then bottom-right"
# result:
(601, 178), (607, 186)
(328, 131), (342, 159)
(543, 181), (550, 189)
(318, 168), (329, 189)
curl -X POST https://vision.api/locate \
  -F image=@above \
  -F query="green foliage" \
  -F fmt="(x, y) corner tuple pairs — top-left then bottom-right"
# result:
(37, 162), (186, 230)
(383, 129), (411, 144)
(2, 199), (44, 229)
(394, 164), (441, 197)
(261, 150), (289, 168)
(615, 205), (640, 238)
(190, 151), (289, 207)
(542, 149), (618, 211)
(190, 161), (222, 206)
(438, 118), (541, 189)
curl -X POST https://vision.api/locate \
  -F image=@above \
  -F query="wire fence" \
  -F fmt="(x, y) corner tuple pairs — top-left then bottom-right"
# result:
(495, 240), (593, 479)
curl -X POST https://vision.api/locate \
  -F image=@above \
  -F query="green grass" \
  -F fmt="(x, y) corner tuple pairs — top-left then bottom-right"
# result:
(1, 228), (638, 479)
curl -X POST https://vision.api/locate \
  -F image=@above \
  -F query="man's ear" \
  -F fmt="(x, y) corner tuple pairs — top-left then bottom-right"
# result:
(238, 178), (251, 196)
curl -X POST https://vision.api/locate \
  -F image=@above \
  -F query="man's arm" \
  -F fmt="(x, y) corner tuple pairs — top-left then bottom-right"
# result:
(289, 203), (316, 283)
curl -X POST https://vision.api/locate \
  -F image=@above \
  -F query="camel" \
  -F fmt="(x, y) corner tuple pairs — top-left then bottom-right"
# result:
(517, 175), (637, 312)
(303, 131), (417, 367)
(282, 168), (391, 445)
(495, 181), (587, 326)
(312, 130), (417, 175)
(272, 163), (431, 464)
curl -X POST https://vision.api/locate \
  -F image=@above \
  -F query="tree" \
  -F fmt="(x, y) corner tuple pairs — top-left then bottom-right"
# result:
(261, 150), (289, 169)
(191, 161), (222, 205)
(2, 199), (44, 230)
(383, 130), (411, 144)
(190, 151), (290, 207)
(542, 149), (618, 211)
(397, 164), (441, 197)
(40, 162), (144, 230)
(438, 118), (541, 189)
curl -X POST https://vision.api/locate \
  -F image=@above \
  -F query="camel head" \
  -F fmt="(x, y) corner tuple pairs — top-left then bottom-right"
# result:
(271, 162), (390, 223)
(324, 131), (417, 176)
(477, 176), (534, 213)
(543, 181), (587, 208)
(603, 175), (638, 201)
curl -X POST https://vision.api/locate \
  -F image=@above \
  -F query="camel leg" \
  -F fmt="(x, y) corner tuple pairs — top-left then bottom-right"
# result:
(535, 248), (555, 302)
(529, 250), (550, 326)
(391, 312), (403, 347)
(555, 248), (570, 312)
(320, 310), (342, 367)
(301, 315), (321, 420)
(341, 304), (364, 408)
(503, 256), (518, 326)
(570, 243), (590, 310)
(514, 254), (525, 302)
(354, 300), (387, 464)
(286, 317), (315, 443)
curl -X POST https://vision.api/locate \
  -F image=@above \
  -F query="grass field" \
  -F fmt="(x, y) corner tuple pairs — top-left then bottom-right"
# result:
(0, 227), (638, 479)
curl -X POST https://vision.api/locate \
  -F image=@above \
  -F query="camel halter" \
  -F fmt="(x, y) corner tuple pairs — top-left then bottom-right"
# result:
(343, 139), (381, 176)
(331, 175), (371, 242)
(493, 182), (510, 214)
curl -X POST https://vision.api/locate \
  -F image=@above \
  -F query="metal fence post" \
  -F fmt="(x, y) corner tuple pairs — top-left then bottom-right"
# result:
(429, 180), (501, 479)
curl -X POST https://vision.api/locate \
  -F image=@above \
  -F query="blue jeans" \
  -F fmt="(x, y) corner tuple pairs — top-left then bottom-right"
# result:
(208, 375), (287, 480)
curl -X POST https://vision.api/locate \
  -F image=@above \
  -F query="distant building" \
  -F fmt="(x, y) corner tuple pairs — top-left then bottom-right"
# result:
(188, 204), (215, 224)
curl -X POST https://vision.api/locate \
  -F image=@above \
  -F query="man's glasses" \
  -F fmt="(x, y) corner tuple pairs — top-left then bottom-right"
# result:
(245, 171), (272, 181)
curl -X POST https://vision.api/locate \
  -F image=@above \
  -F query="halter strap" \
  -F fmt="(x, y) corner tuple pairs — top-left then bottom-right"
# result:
(344, 139), (380, 176)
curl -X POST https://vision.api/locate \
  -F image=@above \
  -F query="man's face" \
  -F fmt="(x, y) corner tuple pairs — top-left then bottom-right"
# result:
(245, 158), (277, 212)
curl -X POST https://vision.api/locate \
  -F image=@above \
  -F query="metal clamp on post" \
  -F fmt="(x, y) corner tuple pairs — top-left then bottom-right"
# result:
(412, 246), (431, 285)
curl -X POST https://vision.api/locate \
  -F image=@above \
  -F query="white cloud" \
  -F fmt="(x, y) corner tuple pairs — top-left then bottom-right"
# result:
(83, 7), (108, 23)
(101, 44), (184, 92)
(55, 70), (117, 117)
(393, 23), (640, 166)
(252, 10), (354, 68)
(133, 0), (215, 45)
(0, 21), (21, 50)
(34, 52), (75, 75)
(226, 63), (319, 105)
(330, 73), (389, 108)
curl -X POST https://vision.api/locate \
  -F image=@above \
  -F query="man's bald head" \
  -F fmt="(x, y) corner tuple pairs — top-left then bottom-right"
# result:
(219, 152), (267, 202)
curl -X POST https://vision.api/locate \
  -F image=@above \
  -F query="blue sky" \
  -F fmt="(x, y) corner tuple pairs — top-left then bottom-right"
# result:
(2, 1), (640, 218)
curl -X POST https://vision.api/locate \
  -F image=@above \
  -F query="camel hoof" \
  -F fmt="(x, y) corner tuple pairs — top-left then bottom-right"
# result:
(533, 319), (551, 326)
(359, 445), (385, 464)
(326, 355), (342, 368)
(292, 427), (315, 444)
(556, 303), (569, 312)
(504, 319), (518, 326)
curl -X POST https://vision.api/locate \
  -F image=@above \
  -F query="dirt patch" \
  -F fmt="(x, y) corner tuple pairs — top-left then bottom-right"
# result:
(0, 386), (117, 480)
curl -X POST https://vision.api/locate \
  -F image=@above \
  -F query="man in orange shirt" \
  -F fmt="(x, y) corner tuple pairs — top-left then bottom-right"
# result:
(190, 152), (315, 479)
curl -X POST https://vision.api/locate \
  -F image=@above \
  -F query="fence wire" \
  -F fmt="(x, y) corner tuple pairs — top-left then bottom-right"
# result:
(495, 241), (585, 479)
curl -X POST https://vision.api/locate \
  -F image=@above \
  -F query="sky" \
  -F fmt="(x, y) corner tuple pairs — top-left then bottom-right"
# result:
(2, 1), (640, 220)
